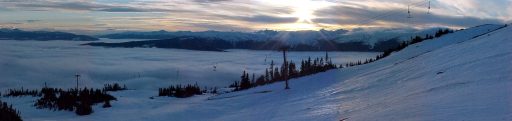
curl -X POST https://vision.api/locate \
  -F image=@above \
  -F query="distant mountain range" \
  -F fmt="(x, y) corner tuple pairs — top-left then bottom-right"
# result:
(83, 36), (402, 52)
(98, 28), (444, 46)
(0, 27), (445, 52)
(0, 28), (98, 41)
(99, 29), (348, 45)
(88, 28), (447, 52)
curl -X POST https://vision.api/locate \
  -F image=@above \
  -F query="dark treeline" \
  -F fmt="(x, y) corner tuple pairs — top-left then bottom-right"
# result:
(103, 83), (127, 92)
(3, 87), (40, 97)
(158, 83), (211, 98)
(34, 87), (116, 115)
(83, 36), (401, 52)
(232, 40), (390, 51)
(377, 29), (453, 60)
(343, 58), (377, 67)
(0, 100), (22, 121)
(2, 83), (125, 116)
(2, 83), (127, 97)
(230, 52), (338, 91)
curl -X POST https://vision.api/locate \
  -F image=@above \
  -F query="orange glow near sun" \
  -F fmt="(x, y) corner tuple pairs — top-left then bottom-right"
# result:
(267, 0), (333, 31)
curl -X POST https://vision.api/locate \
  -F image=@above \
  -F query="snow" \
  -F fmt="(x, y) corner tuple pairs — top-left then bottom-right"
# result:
(2, 24), (511, 121)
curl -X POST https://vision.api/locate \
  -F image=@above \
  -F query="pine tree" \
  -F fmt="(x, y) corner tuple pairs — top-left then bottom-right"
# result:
(325, 51), (329, 63)
(76, 103), (93, 115)
(256, 75), (265, 86)
(273, 67), (280, 81)
(239, 70), (251, 90)
(288, 61), (297, 78)
(269, 60), (274, 81)
(0, 100), (22, 121)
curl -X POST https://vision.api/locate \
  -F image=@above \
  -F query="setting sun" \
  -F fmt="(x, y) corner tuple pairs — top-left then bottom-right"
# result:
(292, 0), (317, 23)
(264, 0), (333, 30)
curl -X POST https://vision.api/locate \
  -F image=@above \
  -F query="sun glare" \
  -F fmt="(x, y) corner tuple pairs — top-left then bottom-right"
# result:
(287, 0), (332, 30)
(276, 23), (319, 31)
(293, 0), (316, 23)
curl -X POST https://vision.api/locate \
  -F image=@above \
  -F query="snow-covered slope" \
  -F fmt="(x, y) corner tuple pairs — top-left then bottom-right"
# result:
(4, 24), (511, 121)
(189, 24), (511, 121)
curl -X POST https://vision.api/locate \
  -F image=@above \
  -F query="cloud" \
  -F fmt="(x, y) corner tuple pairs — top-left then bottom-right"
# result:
(0, 22), (24, 28)
(0, 6), (9, 11)
(26, 20), (41, 23)
(434, 0), (511, 19)
(0, 0), (300, 31)
(313, 3), (507, 28)
(97, 7), (157, 12)
(227, 15), (298, 23)
(1, 0), (170, 12)
(0, 40), (377, 90)
(193, 22), (253, 31)
(412, 13), (505, 27)
(193, 0), (232, 3)
(0, 0), (510, 32)
(12, 1), (101, 11)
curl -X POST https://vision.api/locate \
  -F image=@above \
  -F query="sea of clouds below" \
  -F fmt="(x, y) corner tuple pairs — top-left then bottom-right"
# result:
(0, 39), (380, 90)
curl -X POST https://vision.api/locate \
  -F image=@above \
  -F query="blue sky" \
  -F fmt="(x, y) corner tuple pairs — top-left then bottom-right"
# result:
(0, 0), (510, 34)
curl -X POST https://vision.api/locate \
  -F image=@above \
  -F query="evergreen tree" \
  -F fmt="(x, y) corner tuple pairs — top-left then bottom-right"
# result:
(239, 70), (252, 90)
(269, 60), (274, 81)
(0, 100), (22, 121)
(288, 61), (298, 78)
(228, 52), (343, 92)
(75, 102), (93, 115)
(273, 67), (280, 81)
(256, 75), (265, 86)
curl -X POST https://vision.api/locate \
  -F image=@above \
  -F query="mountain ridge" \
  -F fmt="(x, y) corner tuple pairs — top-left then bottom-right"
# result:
(83, 36), (403, 52)
(0, 28), (99, 41)
(98, 28), (446, 46)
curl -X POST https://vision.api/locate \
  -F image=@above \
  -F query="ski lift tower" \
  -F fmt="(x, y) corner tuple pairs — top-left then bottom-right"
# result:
(75, 74), (80, 89)
(427, 1), (431, 14)
(407, 5), (413, 18)
(279, 46), (290, 90)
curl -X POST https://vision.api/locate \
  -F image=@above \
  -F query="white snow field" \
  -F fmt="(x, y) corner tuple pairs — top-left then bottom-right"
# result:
(2, 24), (512, 121)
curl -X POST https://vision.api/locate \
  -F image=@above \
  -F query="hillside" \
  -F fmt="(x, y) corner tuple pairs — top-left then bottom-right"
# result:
(3, 24), (511, 121)
(0, 28), (98, 41)
(146, 24), (508, 121)
(196, 24), (509, 121)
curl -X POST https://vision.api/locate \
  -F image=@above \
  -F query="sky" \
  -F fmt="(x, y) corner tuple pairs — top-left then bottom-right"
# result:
(0, 0), (510, 34)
